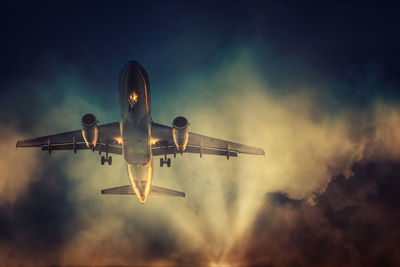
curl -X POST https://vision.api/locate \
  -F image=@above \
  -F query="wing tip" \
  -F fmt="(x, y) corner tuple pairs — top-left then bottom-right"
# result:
(16, 139), (34, 148)
(16, 140), (22, 149)
(253, 147), (265, 156)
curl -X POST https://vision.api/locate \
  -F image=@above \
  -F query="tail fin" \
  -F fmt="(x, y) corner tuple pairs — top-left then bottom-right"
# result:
(101, 185), (185, 197)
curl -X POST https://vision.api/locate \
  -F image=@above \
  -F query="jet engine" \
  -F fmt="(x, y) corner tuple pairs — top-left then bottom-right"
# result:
(81, 113), (98, 148)
(172, 116), (189, 152)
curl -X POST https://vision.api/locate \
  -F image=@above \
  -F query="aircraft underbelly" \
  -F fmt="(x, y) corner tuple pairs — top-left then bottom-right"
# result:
(123, 140), (150, 165)
(121, 119), (151, 165)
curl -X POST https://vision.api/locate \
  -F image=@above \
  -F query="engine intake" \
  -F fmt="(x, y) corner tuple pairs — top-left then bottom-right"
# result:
(172, 116), (189, 152)
(81, 113), (98, 148)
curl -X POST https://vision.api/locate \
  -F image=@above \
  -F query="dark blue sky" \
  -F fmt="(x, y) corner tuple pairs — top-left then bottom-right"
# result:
(2, 1), (400, 114)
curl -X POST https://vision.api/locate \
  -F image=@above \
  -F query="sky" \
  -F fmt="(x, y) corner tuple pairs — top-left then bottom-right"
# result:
(1, 1), (400, 266)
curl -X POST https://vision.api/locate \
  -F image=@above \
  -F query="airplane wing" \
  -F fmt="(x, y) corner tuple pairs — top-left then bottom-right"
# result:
(151, 122), (265, 158)
(16, 122), (122, 154)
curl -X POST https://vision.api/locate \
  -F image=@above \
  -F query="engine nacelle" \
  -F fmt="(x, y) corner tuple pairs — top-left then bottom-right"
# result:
(81, 113), (98, 148)
(172, 116), (189, 152)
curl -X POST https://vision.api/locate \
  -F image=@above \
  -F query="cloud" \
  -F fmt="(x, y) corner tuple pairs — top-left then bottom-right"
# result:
(1, 50), (400, 266)
(0, 126), (39, 206)
(240, 157), (400, 267)
(56, 53), (368, 265)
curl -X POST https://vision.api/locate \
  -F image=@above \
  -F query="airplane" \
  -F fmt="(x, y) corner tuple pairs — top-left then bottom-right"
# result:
(16, 61), (265, 203)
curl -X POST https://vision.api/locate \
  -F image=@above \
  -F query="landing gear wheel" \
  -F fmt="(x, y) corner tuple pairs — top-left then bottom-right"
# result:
(108, 156), (112, 165)
(166, 158), (171, 167)
(101, 156), (105, 165)
(160, 158), (164, 167)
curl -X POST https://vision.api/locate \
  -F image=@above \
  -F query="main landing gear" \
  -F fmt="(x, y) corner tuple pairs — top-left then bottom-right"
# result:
(159, 141), (172, 168)
(160, 157), (171, 167)
(99, 141), (112, 165)
(101, 155), (112, 165)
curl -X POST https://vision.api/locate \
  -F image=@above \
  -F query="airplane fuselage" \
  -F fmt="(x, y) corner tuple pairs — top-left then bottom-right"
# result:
(119, 61), (153, 203)
(15, 60), (266, 204)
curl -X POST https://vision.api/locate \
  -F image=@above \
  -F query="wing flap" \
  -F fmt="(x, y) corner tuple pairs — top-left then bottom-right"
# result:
(41, 143), (122, 154)
(151, 122), (264, 157)
(16, 122), (122, 154)
(16, 130), (84, 147)
(152, 146), (237, 157)
(185, 146), (238, 157)
(189, 132), (265, 155)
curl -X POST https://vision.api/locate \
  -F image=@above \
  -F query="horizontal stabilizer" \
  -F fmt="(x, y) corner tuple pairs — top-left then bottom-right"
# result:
(101, 185), (133, 195)
(150, 185), (185, 197)
(101, 185), (185, 197)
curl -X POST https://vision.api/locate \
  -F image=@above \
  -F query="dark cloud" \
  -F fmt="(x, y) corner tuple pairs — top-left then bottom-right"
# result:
(244, 157), (400, 266)
(0, 160), (77, 265)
